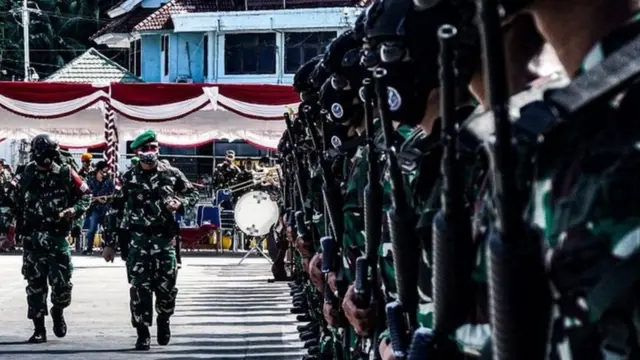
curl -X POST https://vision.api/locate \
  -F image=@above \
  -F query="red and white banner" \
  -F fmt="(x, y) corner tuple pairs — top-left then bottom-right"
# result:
(0, 82), (299, 150)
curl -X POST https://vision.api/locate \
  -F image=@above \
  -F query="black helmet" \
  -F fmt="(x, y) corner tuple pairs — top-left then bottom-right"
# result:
(30, 134), (59, 167)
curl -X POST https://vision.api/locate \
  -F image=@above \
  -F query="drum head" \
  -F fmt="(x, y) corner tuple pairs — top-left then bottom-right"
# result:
(234, 191), (280, 237)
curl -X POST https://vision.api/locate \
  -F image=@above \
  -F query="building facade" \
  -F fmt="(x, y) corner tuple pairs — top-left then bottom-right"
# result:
(91, 0), (362, 84)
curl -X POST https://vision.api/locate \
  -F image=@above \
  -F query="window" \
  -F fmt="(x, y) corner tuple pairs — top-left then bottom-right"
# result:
(161, 34), (169, 76)
(129, 39), (141, 76)
(284, 32), (336, 73)
(224, 33), (276, 75)
(214, 140), (268, 158)
(203, 34), (208, 78)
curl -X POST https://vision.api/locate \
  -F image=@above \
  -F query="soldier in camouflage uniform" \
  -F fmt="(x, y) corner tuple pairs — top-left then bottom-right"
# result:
(212, 150), (241, 191)
(78, 153), (94, 179)
(513, 0), (640, 357)
(0, 159), (11, 185)
(102, 130), (199, 350)
(0, 134), (91, 343)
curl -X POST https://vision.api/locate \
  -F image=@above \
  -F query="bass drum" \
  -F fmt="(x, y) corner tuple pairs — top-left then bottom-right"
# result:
(234, 190), (280, 237)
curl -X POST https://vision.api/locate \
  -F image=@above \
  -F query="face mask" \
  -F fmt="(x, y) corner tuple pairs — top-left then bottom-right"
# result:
(34, 153), (54, 168)
(321, 87), (363, 127)
(137, 143), (159, 165)
(377, 59), (428, 127)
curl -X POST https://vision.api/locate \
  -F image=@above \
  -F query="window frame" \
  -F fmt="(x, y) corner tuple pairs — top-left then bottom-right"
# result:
(161, 34), (169, 77)
(223, 32), (277, 75)
(203, 33), (209, 79)
(283, 31), (336, 74)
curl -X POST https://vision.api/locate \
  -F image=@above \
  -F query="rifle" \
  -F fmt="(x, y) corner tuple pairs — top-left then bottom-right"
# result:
(354, 77), (384, 359)
(408, 25), (476, 359)
(477, 0), (551, 358)
(298, 106), (344, 243)
(373, 67), (420, 359)
(284, 113), (309, 208)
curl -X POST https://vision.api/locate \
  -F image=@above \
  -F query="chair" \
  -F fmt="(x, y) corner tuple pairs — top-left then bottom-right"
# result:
(215, 189), (233, 210)
(201, 206), (220, 227)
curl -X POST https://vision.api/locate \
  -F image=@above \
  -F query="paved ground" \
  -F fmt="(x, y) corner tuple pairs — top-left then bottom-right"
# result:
(0, 255), (304, 360)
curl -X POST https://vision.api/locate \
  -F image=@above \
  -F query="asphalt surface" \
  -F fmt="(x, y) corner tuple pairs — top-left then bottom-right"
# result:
(0, 255), (305, 360)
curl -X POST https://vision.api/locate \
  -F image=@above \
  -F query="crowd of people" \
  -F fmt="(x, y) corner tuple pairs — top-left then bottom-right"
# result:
(272, 0), (640, 359)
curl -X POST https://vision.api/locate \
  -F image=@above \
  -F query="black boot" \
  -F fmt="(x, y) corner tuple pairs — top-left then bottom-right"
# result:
(50, 307), (67, 338)
(290, 307), (307, 314)
(135, 325), (151, 350)
(304, 339), (318, 349)
(28, 317), (46, 344)
(307, 345), (321, 356)
(299, 330), (318, 341)
(296, 314), (312, 322)
(157, 317), (171, 346)
(297, 322), (316, 332)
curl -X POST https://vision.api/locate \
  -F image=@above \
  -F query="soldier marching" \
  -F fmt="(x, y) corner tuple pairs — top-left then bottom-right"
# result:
(0, 0), (638, 358)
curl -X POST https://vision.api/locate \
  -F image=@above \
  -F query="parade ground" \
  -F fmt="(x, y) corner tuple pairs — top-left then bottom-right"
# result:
(0, 255), (305, 360)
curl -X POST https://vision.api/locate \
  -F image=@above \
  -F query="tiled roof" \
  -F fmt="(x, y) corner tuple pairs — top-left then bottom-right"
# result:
(134, 0), (226, 32)
(134, 0), (362, 31)
(45, 48), (143, 84)
(91, 6), (157, 40)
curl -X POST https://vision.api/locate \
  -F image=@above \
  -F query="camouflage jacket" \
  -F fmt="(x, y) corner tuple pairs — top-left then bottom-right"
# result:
(78, 164), (94, 179)
(213, 162), (241, 189)
(396, 126), (443, 329)
(0, 162), (91, 235)
(105, 162), (199, 246)
(341, 142), (369, 284)
(528, 23), (640, 332)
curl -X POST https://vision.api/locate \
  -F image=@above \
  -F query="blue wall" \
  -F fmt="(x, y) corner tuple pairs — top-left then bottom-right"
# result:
(171, 32), (205, 83)
(141, 32), (205, 83)
(141, 35), (161, 82)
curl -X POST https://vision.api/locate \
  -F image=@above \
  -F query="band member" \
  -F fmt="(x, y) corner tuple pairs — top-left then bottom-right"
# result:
(83, 161), (116, 255)
(0, 134), (91, 343)
(212, 150), (240, 190)
(102, 130), (198, 350)
(79, 153), (94, 178)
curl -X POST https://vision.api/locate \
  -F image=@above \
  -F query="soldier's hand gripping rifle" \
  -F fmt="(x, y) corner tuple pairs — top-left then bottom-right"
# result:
(354, 77), (384, 359)
(408, 24), (476, 359)
(373, 67), (420, 359)
(477, 1), (551, 359)
(298, 105), (344, 243)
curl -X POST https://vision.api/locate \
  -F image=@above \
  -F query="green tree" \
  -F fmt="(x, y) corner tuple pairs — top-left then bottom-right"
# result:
(0, 0), (121, 81)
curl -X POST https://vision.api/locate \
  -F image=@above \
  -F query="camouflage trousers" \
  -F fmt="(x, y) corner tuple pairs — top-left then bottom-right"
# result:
(126, 234), (178, 328)
(21, 232), (73, 319)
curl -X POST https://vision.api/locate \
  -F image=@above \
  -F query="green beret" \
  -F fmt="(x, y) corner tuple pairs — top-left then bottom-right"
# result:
(131, 130), (157, 150)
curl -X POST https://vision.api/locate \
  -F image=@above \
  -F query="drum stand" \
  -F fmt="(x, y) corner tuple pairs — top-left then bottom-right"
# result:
(237, 235), (273, 265)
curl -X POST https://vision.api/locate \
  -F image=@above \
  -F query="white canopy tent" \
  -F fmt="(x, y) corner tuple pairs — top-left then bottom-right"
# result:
(0, 82), (300, 172)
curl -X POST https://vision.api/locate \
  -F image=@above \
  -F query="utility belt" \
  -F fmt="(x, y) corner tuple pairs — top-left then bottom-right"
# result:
(128, 223), (177, 238)
(26, 221), (69, 237)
